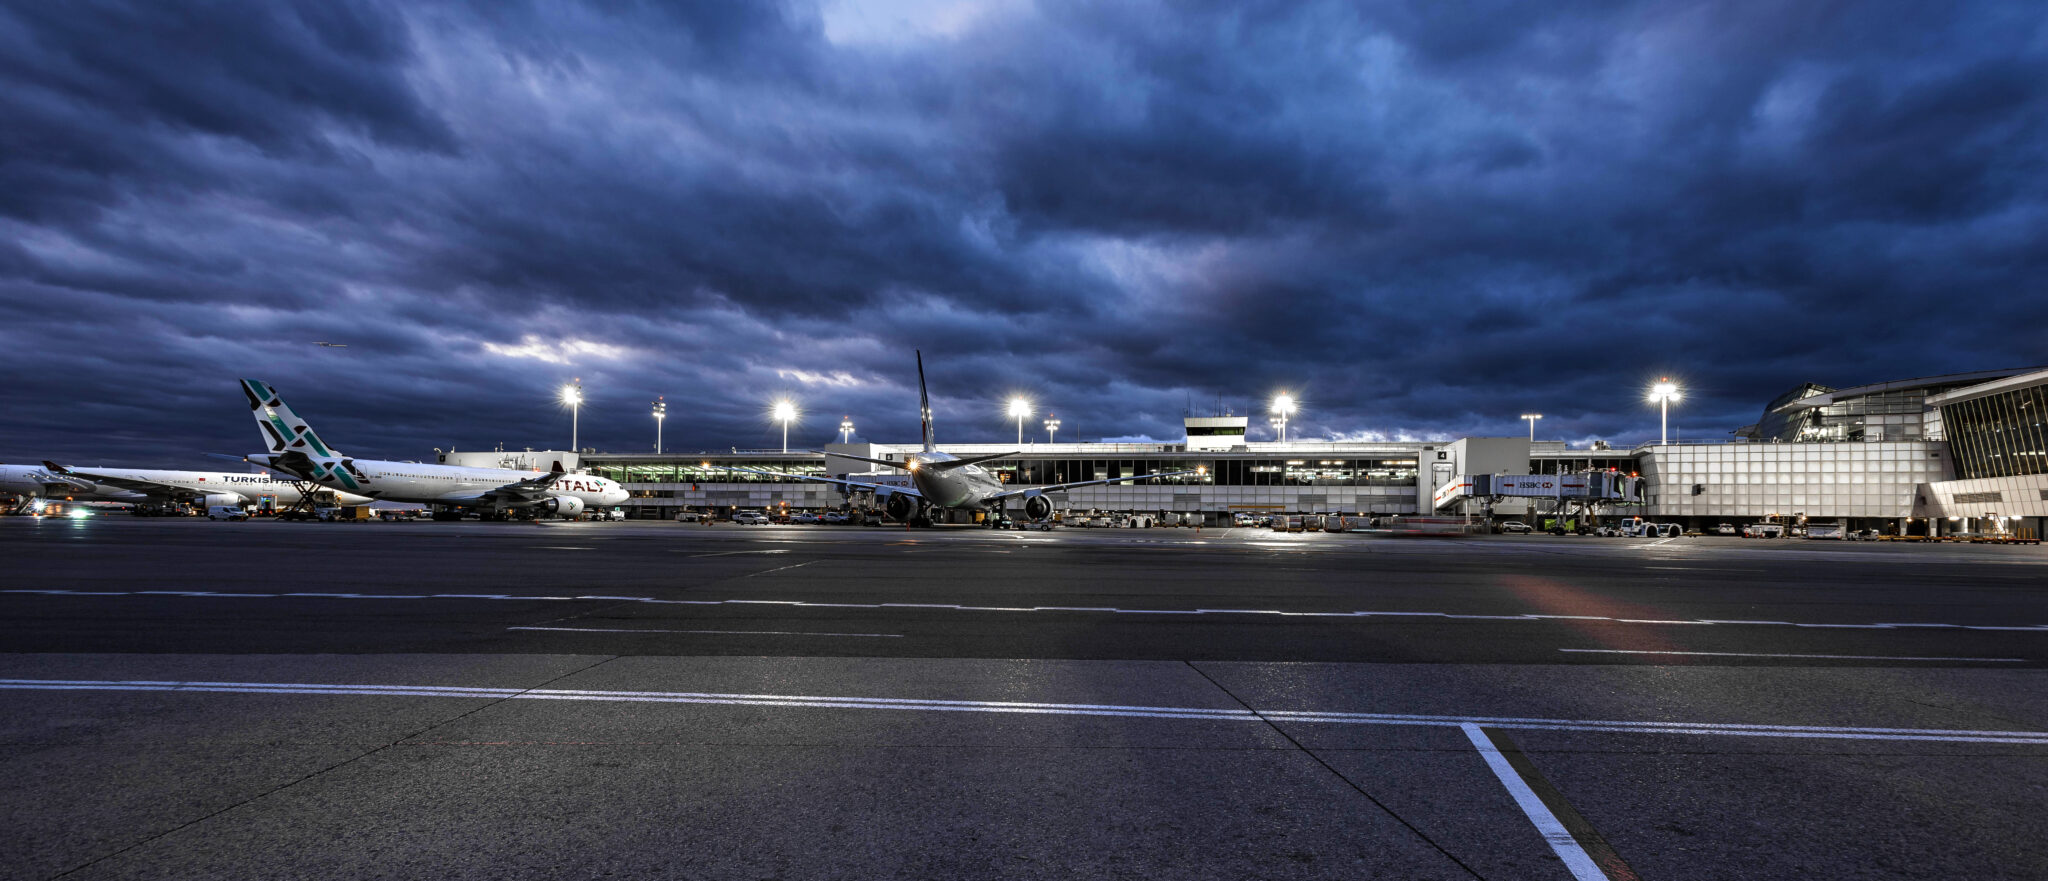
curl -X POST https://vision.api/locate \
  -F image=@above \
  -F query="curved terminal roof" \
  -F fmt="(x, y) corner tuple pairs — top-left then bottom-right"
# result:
(1773, 368), (2041, 413)
(1924, 367), (2048, 407)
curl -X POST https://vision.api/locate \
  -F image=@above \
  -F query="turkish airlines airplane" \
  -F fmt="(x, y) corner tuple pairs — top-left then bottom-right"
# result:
(239, 379), (628, 520)
(1, 462), (368, 513)
(730, 352), (1197, 525)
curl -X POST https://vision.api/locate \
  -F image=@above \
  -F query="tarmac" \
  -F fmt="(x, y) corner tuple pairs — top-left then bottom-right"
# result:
(3, 516), (2045, 879)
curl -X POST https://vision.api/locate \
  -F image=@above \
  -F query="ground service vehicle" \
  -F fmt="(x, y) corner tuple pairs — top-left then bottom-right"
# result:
(1805, 521), (1845, 540)
(1716, 523), (1737, 535)
(733, 511), (769, 525)
(206, 505), (247, 521)
(1743, 523), (1784, 538)
(1653, 523), (1682, 538)
(1497, 520), (1532, 534)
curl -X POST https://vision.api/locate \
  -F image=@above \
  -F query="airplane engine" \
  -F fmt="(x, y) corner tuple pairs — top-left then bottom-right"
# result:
(201, 493), (242, 509)
(1023, 495), (1054, 520)
(538, 495), (586, 519)
(884, 493), (920, 522)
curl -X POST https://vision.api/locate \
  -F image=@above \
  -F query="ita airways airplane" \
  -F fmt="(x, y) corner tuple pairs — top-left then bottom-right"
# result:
(1, 462), (368, 514)
(238, 379), (629, 520)
(727, 352), (1199, 526)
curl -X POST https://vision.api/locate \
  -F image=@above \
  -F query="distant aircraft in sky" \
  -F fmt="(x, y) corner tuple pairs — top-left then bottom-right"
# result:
(727, 352), (1198, 525)
(239, 379), (628, 520)
(313, 341), (347, 348)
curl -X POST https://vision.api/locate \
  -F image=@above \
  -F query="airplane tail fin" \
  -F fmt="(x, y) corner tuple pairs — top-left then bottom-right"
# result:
(242, 379), (342, 459)
(240, 379), (362, 490)
(917, 350), (935, 453)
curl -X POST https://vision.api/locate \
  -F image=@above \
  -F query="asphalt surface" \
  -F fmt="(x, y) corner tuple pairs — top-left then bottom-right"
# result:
(3, 516), (2046, 879)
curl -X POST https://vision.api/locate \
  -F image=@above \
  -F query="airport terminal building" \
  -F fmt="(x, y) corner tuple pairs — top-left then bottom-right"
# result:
(452, 368), (2048, 537)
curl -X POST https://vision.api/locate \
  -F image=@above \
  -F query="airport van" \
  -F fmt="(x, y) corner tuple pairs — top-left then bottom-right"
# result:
(206, 505), (247, 521)
(733, 511), (770, 525)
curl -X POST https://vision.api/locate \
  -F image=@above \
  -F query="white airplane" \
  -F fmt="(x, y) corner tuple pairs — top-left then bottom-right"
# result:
(1, 462), (367, 513)
(239, 378), (629, 520)
(728, 352), (1198, 525)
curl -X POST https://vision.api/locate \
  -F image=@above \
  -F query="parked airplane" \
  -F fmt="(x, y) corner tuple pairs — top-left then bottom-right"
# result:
(238, 379), (629, 520)
(1, 462), (367, 513)
(724, 352), (1200, 525)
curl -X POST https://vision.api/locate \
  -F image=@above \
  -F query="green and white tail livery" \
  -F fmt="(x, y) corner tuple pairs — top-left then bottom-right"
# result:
(240, 379), (365, 491)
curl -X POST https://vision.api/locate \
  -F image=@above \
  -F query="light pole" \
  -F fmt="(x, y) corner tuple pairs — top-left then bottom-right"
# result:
(772, 399), (797, 454)
(561, 380), (582, 453)
(653, 397), (666, 454)
(1008, 397), (1032, 446)
(1271, 393), (1295, 442)
(1044, 415), (1060, 444)
(1521, 413), (1542, 442)
(1648, 379), (1681, 445)
(839, 417), (855, 444)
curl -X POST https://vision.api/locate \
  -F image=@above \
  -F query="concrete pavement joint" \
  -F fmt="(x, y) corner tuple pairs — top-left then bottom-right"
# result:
(32, 657), (621, 880)
(5, 678), (2044, 745)
(12, 589), (2046, 633)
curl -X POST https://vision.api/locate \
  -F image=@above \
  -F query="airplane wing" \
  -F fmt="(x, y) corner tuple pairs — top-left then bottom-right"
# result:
(812, 451), (913, 471)
(984, 470), (1203, 503)
(924, 451), (1018, 471)
(717, 466), (925, 499)
(47, 465), (208, 501)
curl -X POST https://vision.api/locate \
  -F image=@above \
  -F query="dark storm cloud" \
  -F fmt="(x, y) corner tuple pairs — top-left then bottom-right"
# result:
(0, 0), (2043, 465)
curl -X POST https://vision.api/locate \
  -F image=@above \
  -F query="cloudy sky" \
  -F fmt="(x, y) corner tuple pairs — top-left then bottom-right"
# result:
(2, 0), (2043, 463)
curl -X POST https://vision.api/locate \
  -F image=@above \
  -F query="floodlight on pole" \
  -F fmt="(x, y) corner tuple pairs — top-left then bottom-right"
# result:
(1043, 415), (1060, 444)
(1521, 413), (1542, 442)
(1648, 379), (1681, 445)
(560, 380), (583, 453)
(839, 417), (855, 444)
(1008, 397), (1032, 446)
(653, 397), (666, 454)
(772, 399), (798, 454)
(1270, 393), (1296, 443)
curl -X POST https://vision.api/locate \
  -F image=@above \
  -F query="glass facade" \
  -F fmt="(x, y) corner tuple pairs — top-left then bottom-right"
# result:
(1754, 384), (1833, 442)
(1942, 386), (2048, 479)
(1641, 442), (1944, 520)
(586, 458), (826, 484)
(993, 457), (1418, 487)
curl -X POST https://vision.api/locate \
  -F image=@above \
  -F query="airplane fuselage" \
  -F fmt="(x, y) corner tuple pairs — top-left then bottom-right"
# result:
(254, 456), (629, 511)
(905, 452), (1008, 510)
(0, 465), (362, 506)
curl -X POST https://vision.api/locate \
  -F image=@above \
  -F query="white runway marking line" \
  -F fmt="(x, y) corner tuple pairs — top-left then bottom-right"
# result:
(8, 590), (2048, 633)
(2, 679), (2045, 744)
(1463, 724), (1608, 881)
(1561, 649), (2026, 662)
(509, 626), (901, 638)
(745, 560), (815, 577)
(687, 549), (792, 557)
